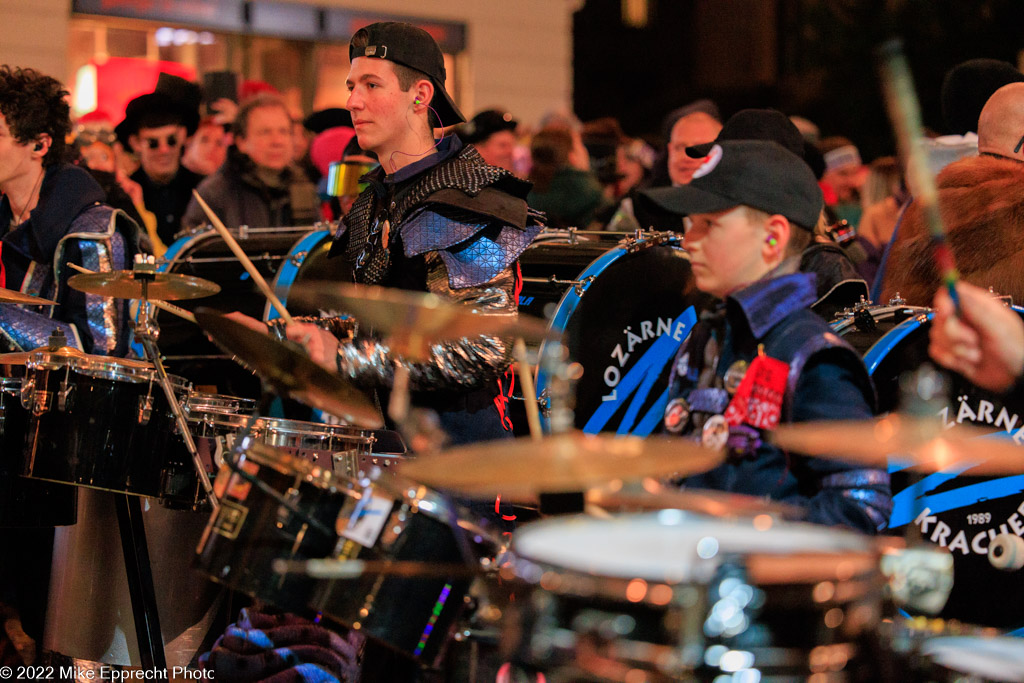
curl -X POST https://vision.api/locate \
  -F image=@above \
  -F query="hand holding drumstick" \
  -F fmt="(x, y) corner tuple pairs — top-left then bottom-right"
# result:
(929, 282), (1024, 392)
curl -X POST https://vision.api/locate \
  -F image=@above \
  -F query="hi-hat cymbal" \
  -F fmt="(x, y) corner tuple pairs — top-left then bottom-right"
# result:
(69, 271), (221, 301)
(397, 431), (724, 498)
(0, 287), (57, 305)
(194, 308), (383, 429)
(773, 415), (1024, 475)
(287, 282), (552, 352)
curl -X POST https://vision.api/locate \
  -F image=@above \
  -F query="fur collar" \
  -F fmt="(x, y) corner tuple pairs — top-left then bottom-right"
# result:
(881, 155), (1024, 306)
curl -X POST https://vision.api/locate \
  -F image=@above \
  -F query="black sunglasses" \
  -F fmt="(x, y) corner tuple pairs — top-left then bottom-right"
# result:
(142, 133), (180, 150)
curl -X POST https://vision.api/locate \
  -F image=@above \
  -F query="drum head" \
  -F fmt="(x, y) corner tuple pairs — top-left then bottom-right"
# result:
(538, 241), (716, 435)
(512, 512), (873, 584)
(863, 308), (1024, 628)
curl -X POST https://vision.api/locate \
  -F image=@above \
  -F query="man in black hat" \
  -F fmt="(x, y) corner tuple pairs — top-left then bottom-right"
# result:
(459, 109), (519, 171)
(116, 79), (202, 246)
(643, 140), (890, 533)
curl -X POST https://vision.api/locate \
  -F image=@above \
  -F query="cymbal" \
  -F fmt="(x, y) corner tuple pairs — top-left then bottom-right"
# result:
(397, 431), (724, 498)
(69, 271), (221, 301)
(0, 287), (57, 305)
(773, 414), (1024, 475)
(585, 480), (805, 520)
(194, 308), (383, 429)
(287, 282), (552, 353)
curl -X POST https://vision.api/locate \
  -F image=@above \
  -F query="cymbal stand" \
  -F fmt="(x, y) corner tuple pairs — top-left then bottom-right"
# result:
(131, 256), (218, 512)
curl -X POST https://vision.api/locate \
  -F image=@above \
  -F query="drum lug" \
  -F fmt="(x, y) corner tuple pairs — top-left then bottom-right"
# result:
(289, 251), (309, 266)
(137, 394), (154, 425)
(57, 379), (73, 411)
(277, 486), (301, 528)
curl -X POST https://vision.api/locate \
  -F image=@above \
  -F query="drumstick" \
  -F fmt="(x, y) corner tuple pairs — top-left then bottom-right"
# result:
(66, 262), (197, 324)
(191, 190), (295, 325)
(513, 338), (543, 441)
(876, 39), (960, 311)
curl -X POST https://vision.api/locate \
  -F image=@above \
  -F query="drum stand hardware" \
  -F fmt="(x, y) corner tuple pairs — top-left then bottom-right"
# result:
(131, 255), (219, 511)
(520, 274), (596, 298)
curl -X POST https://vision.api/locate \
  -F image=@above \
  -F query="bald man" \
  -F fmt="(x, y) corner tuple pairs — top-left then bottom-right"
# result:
(978, 82), (1024, 161)
(879, 82), (1024, 305)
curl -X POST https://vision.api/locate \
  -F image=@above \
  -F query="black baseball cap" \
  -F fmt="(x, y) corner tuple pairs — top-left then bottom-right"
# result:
(686, 109), (804, 158)
(642, 140), (823, 231)
(460, 109), (518, 144)
(349, 22), (466, 124)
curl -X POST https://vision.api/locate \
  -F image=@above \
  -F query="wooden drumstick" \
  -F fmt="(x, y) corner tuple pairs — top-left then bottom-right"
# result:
(513, 338), (543, 441)
(66, 262), (197, 324)
(191, 190), (294, 325)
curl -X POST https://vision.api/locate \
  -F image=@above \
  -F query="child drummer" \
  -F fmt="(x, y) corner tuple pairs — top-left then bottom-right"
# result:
(644, 140), (891, 533)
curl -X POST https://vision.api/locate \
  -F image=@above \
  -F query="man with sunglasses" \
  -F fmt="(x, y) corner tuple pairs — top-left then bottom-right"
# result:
(115, 88), (202, 246)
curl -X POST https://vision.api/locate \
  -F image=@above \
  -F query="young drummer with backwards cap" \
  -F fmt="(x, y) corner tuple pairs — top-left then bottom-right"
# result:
(644, 140), (892, 533)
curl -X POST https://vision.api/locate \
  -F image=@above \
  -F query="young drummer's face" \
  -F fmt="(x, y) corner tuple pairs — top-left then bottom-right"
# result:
(345, 58), (411, 155)
(682, 206), (772, 298)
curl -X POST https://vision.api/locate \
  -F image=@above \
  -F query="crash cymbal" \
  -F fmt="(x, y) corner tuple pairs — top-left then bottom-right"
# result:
(0, 287), (57, 305)
(194, 308), (383, 429)
(69, 271), (220, 301)
(585, 479), (804, 520)
(773, 414), (1024, 475)
(287, 282), (552, 354)
(397, 431), (724, 498)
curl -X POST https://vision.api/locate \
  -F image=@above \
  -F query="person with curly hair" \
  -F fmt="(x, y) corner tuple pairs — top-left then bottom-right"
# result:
(0, 65), (139, 355)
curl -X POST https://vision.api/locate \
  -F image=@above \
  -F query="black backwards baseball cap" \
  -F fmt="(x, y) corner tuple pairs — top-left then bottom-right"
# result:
(349, 22), (466, 125)
(642, 140), (823, 231)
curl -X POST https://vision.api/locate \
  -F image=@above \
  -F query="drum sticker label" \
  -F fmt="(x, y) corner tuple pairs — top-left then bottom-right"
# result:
(213, 499), (248, 540)
(338, 493), (393, 547)
(723, 355), (788, 431)
(891, 393), (1024, 555)
(226, 460), (260, 502)
(585, 306), (699, 436)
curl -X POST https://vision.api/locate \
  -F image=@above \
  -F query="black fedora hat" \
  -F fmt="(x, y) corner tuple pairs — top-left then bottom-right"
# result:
(115, 84), (200, 147)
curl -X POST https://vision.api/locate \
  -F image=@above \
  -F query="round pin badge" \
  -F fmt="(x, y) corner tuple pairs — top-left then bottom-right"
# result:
(724, 360), (748, 395)
(663, 397), (691, 434)
(701, 414), (730, 450)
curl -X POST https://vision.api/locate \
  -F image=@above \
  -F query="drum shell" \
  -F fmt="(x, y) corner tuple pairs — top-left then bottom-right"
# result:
(310, 477), (499, 665)
(251, 416), (375, 474)
(159, 393), (258, 510)
(0, 376), (76, 527)
(834, 306), (1024, 629)
(531, 235), (716, 435)
(20, 355), (190, 498)
(265, 229), (351, 323)
(194, 447), (351, 613)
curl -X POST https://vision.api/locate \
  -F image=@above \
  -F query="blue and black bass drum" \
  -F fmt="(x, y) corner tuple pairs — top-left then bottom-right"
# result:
(834, 302), (1024, 629)
(525, 232), (717, 436)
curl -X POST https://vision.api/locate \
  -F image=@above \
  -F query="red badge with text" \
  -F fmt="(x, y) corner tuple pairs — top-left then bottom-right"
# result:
(723, 354), (789, 431)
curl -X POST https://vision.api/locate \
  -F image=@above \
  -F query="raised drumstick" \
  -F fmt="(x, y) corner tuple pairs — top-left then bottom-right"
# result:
(191, 190), (294, 325)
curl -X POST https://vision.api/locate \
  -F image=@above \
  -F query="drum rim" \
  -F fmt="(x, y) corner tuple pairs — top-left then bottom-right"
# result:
(239, 439), (358, 493)
(186, 392), (258, 413)
(253, 416), (373, 443)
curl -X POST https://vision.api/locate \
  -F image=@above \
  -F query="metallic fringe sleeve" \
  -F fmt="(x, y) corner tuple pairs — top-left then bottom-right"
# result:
(267, 315), (358, 343)
(820, 469), (893, 532)
(75, 234), (127, 355)
(336, 253), (516, 392)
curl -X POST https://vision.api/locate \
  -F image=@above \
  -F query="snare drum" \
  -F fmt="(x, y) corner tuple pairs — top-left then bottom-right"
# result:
(498, 512), (882, 680)
(834, 303), (1024, 629)
(159, 392), (258, 510)
(250, 416), (378, 477)
(530, 232), (717, 435)
(0, 374), (76, 526)
(20, 350), (190, 498)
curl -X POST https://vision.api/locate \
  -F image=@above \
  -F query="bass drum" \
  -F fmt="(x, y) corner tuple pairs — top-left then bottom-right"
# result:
(833, 302), (1024, 629)
(532, 233), (717, 435)
(264, 227), (351, 323)
(142, 225), (326, 397)
(517, 229), (629, 323)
